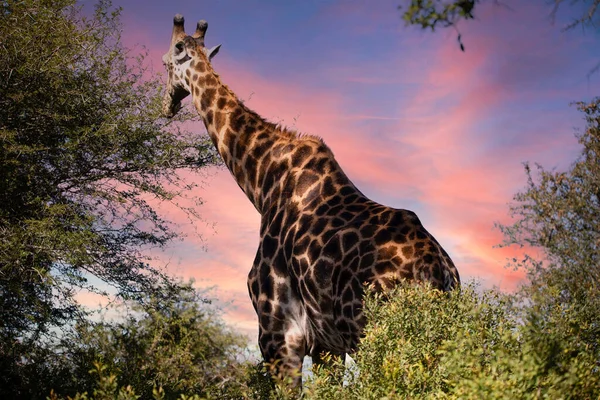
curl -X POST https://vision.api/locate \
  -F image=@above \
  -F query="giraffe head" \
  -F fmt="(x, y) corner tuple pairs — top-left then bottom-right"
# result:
(162, 14), (221, 118)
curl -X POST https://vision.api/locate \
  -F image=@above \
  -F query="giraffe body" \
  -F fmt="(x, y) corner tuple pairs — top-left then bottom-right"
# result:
(162, 15), (460, 384)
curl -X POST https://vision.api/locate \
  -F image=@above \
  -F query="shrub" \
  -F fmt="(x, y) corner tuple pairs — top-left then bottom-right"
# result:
(50, 284), (251, 400)
(305, 282), (599, 399)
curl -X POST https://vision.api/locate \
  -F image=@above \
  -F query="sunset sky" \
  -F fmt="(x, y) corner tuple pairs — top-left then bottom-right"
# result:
(87, 0), (599, 338)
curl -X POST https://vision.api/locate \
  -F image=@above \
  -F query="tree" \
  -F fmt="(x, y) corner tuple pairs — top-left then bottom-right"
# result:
(399, 0), (479, 50)
(399, 0), (600, 55)
(50, 284), (249, 400)
(497, 98), (600, 361)
(0, 0), (216, 396)
(2, 284), (252, 399)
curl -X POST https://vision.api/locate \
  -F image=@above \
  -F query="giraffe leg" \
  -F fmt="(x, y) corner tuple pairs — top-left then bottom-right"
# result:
(258, 315), (306, 389)
(248, 251), (307, 388)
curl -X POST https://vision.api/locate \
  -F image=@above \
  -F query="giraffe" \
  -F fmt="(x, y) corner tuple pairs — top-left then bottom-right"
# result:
(162, 14), (460, 386)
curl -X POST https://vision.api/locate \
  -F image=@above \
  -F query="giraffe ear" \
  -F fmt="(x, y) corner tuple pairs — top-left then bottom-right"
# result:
(204, 44), (221, 61)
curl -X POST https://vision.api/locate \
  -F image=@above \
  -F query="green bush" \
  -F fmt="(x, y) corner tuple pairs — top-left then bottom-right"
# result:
(46, 360), (276, 400)
(48, 283), (251, 400)
(0, 1), (215, 396)
(305, 283), (599, 399)
(42, 282), (600, 399)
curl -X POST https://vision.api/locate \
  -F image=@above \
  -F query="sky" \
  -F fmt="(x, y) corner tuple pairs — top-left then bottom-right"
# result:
(80, 0), (599, 339)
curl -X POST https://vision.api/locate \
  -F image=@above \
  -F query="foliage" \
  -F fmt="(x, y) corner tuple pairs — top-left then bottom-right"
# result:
(400, 0), (478, 29)
(497, 97), (600, 389)
(400, 0), (600, 30)
(65, 284), (249, 400)
(5, 284), (250, 399)
(305, 284), (510, 399)
(0, 0), (217, 396)
(304, 282), (599, 399)
(47, 362), (148, 400)
(499, 99), (599, 284)
(398, 0), (481, 50)
(399, 0), (600, 55)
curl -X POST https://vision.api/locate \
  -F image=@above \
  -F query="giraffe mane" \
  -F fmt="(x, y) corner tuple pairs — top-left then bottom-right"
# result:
(209, 68), (327, 147)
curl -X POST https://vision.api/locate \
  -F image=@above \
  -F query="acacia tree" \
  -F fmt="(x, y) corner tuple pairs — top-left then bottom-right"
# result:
(0, 0), (217, 395)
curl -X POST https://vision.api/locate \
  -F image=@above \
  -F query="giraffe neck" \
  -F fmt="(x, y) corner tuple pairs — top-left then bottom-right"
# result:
(188, 65), (293, 213)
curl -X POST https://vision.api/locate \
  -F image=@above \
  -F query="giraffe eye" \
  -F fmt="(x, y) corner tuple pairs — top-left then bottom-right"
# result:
(175, 41), (184, 52)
